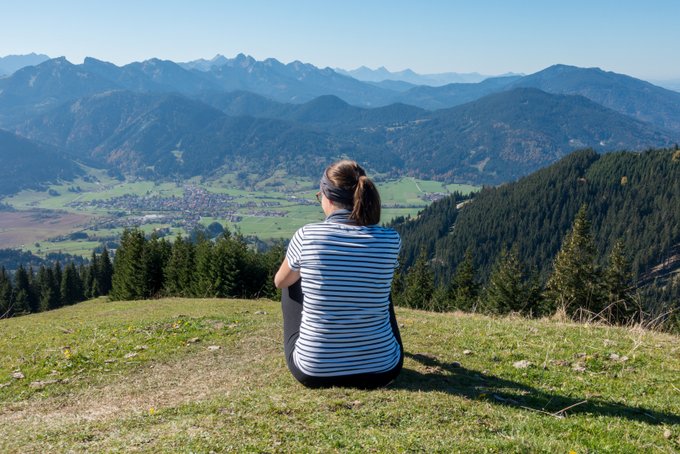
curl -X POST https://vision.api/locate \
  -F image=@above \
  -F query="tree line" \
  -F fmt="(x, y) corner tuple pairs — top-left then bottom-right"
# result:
(392, 204), (680, 331)
(109, 228), (283, 301)
(0, 249), (112, 318)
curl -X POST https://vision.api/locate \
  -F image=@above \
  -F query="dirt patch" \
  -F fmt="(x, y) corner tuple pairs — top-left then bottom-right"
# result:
(0, 331), (281, 429)
(0, 210), (93, 247)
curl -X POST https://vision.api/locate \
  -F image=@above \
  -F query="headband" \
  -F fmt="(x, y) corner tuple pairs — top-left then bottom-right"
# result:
(320, 171), (354, 205)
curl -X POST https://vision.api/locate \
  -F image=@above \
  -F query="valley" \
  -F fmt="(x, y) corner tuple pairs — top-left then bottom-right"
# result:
(0, 164), (477, 256)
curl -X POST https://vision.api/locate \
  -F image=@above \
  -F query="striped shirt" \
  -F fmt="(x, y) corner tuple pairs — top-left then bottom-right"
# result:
(286, 209), (402, 377)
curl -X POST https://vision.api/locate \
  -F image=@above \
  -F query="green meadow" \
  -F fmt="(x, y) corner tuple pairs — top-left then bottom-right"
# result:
(1, 297), (678, 452)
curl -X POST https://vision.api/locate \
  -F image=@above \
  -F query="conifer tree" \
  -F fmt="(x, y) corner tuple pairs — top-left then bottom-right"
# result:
(36, 266), (51, 311)
(144, 234), (171, 297)
(260, 242), (285, 300)
(98, 247), (113, 295)
(110, 229), (148, 300)
(192, 236), (216, 297)
(13, 265), (31, 315)
(430, 282), (453, 312)
(484, 247), (529, 315)
(545, 205), (604, 318)
(402, 248), (435, 310)
(451, 248), (480, 311)
(603, 239), (634, 323)
(61, 262), (82, 306)
(163, 235), (196, 297)
(85, 251), (99, 298)
(0, 266), (13, 318)
(26, 265), (40, 314)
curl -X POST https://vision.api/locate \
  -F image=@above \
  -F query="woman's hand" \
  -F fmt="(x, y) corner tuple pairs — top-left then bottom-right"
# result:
(274, 258), (301, 289)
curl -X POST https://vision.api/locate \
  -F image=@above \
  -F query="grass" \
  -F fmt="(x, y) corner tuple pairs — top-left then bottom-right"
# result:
(1, 298), (678, 452)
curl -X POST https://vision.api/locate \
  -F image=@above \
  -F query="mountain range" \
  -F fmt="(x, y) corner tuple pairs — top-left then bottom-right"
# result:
(1, 54), (680, 191)
(0, 53), (50, 77)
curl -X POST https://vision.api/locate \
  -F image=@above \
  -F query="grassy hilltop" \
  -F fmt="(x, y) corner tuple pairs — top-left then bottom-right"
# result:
(1, 298), (679, 452)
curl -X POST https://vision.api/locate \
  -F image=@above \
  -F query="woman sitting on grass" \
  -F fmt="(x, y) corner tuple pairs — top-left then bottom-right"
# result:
(274, 160), (403, 388)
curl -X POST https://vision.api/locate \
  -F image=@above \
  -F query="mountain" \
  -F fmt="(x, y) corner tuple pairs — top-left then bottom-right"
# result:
(383, 88), (677, 183)
(392, 75), (522, 110)
(0, 57), (120, 125)
(17, 88), (675, 185)
(15, 91), (375, 178)
(336, 65), (493, 85)
(0, 53), (50, 76)
(81, 57), (219, 94)
(203, 54), (395, 106)
(510, 65), (680, 132)
(0, 129), (80, 195)
(178, 54), (231, 71)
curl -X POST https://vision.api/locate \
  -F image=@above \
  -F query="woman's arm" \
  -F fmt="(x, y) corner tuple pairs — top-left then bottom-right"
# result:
(274, 258), (301, 289)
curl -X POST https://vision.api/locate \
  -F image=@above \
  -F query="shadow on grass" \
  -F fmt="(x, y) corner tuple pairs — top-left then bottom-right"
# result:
(392, 352), (680, 426)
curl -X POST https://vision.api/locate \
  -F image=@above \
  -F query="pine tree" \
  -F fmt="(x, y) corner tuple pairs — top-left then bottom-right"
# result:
(144, 234), (171, 297)
(85, 250), (99, 298)
(451, 248), (480, 312)
(545, 205), (604, 319)
(192, 236), (215, 297)
(430, 282), (453, 312)
(61, 262), (82, 306)
(110, 229), (148, 300)
(26, 265), (40, 314)
(98, 247), (113, 295)
(13, 265), (32, 315)
(484, 247), (530, 315)
(603, 239), (634, 324)
(163, 235), (196, 297)
(402, 249), (435, 310)
(260, 242), (285, 300)
(0, 267), (14, 318)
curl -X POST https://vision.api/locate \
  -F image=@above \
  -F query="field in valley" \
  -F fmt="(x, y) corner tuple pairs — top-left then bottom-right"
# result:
(0, 167), (478, 256)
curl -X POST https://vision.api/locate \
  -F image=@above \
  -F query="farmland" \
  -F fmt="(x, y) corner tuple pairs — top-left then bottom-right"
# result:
(0, 166), (478, 257)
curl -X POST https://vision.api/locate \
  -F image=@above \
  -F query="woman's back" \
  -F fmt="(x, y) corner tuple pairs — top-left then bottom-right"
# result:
(275, 159), (404, 388)
(286, 209), (401, 376)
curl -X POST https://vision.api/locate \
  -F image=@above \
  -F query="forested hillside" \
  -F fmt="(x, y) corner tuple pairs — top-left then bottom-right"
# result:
(0, 129), (81, 195)
(391, 148), (680, 326)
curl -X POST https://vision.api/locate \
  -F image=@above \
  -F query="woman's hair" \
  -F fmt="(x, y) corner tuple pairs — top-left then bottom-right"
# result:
(324, 160), (381, 226)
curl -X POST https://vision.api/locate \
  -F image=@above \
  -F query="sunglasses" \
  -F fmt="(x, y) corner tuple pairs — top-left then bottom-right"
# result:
(315, 191), (322, 203)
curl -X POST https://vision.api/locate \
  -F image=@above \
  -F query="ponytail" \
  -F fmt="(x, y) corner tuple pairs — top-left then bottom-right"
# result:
(351, 175), (381, 226)
(323, 160), (381, 226)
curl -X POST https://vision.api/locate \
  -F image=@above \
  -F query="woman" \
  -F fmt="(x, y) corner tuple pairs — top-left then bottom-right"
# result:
(274, 160), (403, 388)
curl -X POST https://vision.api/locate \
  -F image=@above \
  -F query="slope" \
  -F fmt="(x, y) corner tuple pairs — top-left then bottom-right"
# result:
(393, 148), (680, 286)
(1, 297), (678, 452)
(0, 129), (81, 195)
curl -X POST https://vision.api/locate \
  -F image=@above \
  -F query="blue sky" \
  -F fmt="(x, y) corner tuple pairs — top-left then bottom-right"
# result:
(2, 0), (679, 80)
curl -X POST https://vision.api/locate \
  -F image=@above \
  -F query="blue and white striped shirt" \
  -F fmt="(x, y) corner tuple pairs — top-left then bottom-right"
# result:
(286, 209), (402, 377)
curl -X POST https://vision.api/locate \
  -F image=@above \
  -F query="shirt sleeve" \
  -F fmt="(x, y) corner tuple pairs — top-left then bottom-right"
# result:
(394, 233), (402, 269)
(286, 227), (304, 271)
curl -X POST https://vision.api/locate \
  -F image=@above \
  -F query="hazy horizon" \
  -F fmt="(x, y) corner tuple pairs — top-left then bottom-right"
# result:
(1, 1), (679, 81)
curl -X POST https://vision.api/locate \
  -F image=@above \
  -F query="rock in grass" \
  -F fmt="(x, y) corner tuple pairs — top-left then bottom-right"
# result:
(208, 345), (220, 351)
(30, 379), (61, 388)
(513, 360), (532, 369)
(12, 371), (25, 379)
(572, 363), (586, 372)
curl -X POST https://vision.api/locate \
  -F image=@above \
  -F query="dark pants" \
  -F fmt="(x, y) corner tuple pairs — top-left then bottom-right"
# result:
(281, 279), (404, 389)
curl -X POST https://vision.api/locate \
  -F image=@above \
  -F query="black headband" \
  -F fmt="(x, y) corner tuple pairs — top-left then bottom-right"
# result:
(320, 171), (354, 205)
